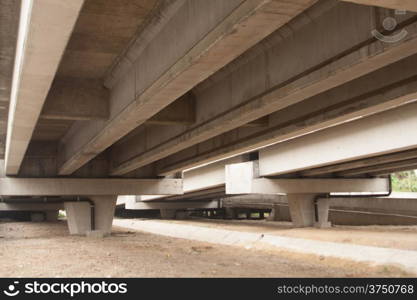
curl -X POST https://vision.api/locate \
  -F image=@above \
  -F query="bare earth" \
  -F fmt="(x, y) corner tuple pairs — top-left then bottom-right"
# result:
(0, 220), (411, 277)
(160, 218), (417, 251)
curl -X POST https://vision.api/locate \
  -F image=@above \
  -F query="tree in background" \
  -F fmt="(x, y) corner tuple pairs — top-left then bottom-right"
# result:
(391, 171), (417, 192)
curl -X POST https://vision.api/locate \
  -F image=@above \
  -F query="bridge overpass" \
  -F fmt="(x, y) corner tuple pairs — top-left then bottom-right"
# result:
(1, 0), (417, 235)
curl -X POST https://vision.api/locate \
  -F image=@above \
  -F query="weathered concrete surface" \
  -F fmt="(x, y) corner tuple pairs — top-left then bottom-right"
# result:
(58, 0), (317, 175)
(5, 0), (84, 175)
(65, 196), (117, 236)
(157, 55), (417, 176)
(0, 0), (20, 159)
(259, 101), (417, 176)
(64, 202), (91, 235)
(111, 2), (417, 176)
(0, 178), (183, 196)
(225, 161), (390, 194)
(287, 194), (317, 227)
(341, 0), (417, 11)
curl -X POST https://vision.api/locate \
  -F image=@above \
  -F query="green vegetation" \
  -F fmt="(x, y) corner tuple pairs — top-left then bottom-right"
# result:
(391, 171), (417, 192)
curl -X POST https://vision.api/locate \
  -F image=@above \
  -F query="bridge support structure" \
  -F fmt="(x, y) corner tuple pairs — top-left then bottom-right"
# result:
(225, 161), (390, 228)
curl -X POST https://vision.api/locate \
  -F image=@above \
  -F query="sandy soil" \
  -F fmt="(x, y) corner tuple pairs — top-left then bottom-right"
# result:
(0, 220), (411, 277)
(160, 218), (417, 251)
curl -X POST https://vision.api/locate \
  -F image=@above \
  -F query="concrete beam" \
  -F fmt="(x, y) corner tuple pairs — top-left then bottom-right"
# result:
(5, 0), (84, 175)
(57, 0), (317, 175)
(0, 178), (183, 196)
(337, 157), (417, 176)
(120, 196), (219, 210)
(183, 156), (245, 193)
(40, 77), (109, 121)
(301, 148), (417, 176)
(0, 203), (63, 211)
(340, 0), (417, 11)
(225, 161), (390, 194)
(111, 6), (417, 176)
(158, 62), (417, 176)
(258, 101), (417, 176)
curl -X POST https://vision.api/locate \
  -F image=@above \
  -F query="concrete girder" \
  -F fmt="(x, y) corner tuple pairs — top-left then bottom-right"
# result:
(5, 0), (84, 175)
(341, 0), (417, 12)
(225, 161), (389, 194)
(0, 0), (20, 159)
(57, 0), (316, 176)
(0, 178), (183, 196)
(183, 156), (246, 193)
(301, 148), (417, 177)
(111, 5), (417, 176)
(119, 196), (219, 210)
(0, 203), (63, 211)
(336, 157), (417, 176)
(157, 58), (417, 176)
(258, 101), (417, 177)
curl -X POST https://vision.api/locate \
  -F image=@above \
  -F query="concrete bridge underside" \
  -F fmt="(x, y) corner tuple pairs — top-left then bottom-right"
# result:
(1, 0), (417, 234)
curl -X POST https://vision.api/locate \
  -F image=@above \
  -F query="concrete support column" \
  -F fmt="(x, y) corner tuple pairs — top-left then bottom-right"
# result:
(65, 196), (117, 236)
(315, 198), (331, 228)
(287, 194), (330, 228)
(45, 210), (59, 222)
(160, 209), (177, 219)
(267, 204), (281, 221)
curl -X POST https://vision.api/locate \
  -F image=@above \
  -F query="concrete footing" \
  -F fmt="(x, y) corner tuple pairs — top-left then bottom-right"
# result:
(64, 196), (117, 236)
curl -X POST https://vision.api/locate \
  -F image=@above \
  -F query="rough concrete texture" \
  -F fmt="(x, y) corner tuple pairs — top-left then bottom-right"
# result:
(64, 202), (91, 235)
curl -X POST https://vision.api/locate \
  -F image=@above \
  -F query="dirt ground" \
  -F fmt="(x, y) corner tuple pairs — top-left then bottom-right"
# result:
(0, 220), (411, 277)
(160, 218), (417, 251)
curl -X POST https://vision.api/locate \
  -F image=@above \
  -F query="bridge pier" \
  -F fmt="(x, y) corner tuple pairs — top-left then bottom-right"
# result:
(287, 194), (331, 228)
(226, 161), (389, 228)
(65, 196), (117, 236)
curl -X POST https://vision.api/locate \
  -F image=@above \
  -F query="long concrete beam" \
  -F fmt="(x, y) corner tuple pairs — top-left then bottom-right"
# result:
(183, 156), (245, 193)
(4, 0), (84, 175)
(341, 0), (417, 11)
(226, 161), (389, 195)
(0, 178), (183, 196)
(0, 203), (64, 211)
(259, 101), (417, 176)
(158, 59), (417, 176)
(301, 148), (417, 176)
(119, 196), (219, 210)
(58, 0), (316, 175)
(111, 6), (417, 176)
(225, 161), (390, 194)
(337, 157), (417, 176)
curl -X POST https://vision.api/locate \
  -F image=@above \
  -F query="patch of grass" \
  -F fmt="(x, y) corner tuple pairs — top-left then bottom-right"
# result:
(391, 171), (417, 192)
